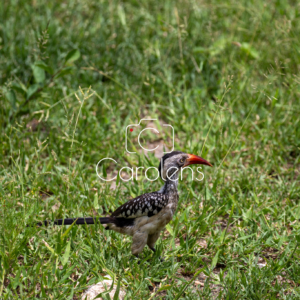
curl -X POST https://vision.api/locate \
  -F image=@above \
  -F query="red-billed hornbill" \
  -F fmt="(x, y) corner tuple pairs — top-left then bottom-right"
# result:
(40, 151), (212, 258)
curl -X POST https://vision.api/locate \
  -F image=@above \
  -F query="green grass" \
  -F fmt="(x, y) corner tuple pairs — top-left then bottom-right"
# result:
(1, 0), (300, 299)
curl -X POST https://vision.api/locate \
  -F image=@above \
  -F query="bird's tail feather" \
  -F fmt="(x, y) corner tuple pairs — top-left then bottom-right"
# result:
(37, 217), (114, 227)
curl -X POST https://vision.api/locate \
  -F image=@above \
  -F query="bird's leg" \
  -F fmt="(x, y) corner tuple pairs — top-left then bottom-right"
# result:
(147, 232), (165, 261)
(131, 231), (148, 264)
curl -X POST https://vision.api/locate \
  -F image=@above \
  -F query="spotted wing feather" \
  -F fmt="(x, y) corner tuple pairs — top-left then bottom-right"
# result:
(111, 192), (169, 219)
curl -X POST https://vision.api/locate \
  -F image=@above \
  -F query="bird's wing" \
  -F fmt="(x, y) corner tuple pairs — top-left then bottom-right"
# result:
(111, 192), (169, 219)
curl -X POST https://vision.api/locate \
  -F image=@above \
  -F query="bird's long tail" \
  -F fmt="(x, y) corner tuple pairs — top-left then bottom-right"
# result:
(37, 217), (114, 227)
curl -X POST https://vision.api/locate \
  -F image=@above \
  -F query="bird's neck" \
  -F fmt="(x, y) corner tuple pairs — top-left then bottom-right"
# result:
(158, 172), (179, 194)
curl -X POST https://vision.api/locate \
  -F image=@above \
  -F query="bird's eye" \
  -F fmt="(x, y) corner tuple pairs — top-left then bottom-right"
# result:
(179, 159), (184, 164)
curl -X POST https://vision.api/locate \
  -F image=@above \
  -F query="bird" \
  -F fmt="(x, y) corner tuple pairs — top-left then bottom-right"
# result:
(39, 151), (212, 259)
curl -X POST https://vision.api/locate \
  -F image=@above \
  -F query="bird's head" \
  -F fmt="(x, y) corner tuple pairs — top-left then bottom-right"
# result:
(158, 151), (212, 181)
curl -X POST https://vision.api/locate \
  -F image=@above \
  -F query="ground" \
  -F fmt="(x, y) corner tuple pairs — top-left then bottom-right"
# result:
(1, 0), (300, 299)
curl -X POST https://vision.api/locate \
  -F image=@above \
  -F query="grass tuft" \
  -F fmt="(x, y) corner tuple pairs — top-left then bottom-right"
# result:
(1, 0), (300, 298)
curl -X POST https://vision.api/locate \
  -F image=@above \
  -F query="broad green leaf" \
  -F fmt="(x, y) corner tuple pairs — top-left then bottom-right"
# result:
(5, 90), (17, 110)
(94, 194), (99, 209)
(56, 230), (62, 255)
(166, 224), (174, 236)
(61, 218), (78, 239)
(42, 239), (56, 256)
(65, 49), (80, 64)
(103, 163), (107, 178)
(113, 277), (121, 300)
(41, 278), (47, 298)
(116, 172), (120, 186)
(237, 233), (256, 241)
(12, 268), (21, 289)
(211, 249), (220, 270)
(58, 265), (77, 284)
(11, 81), (27, 95)
(54, 67), (73, 79)
(156, 284), (172, 292)
(240, 42), (259, 59)
(61, 240), (71, 266)
(117, 5), (126, 27)
(35, 260), (41, 274)
(31, 64), (45, 83)
(26, 83), (40, 99)
(35, 61), (53, 74)
(210, 37), (227, 56)
(193, 47), (209, 53)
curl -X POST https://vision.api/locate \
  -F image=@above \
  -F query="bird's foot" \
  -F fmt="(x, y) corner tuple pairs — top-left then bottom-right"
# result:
(150, 247), (164, 262)
(149, 247), (156, 253)
(133, 254), (141, 264)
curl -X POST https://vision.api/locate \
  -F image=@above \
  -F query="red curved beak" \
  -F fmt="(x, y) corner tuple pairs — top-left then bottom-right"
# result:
(184, 154), (213, 167)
